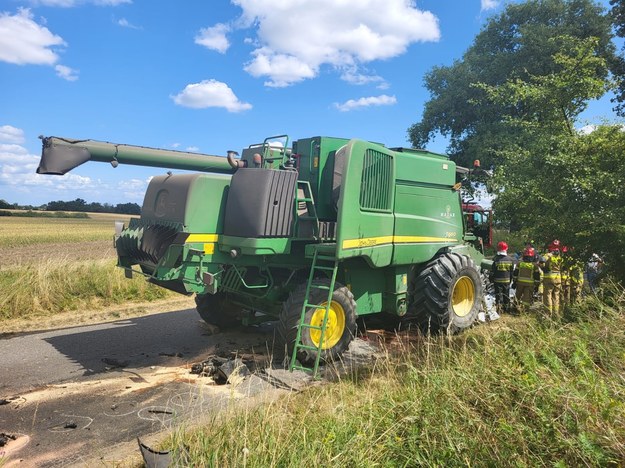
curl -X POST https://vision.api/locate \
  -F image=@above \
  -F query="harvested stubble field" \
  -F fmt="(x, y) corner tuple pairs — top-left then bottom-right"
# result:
(0, 213), (188, 332)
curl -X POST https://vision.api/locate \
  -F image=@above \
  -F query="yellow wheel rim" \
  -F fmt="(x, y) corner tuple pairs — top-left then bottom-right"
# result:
(309, 300), (346, 349)
(452, 276), (475, 317)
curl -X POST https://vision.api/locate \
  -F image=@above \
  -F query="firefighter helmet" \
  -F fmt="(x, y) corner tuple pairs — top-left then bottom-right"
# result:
(548, 239), (561, 252)
(497, 241), (508, 251)
(523, 247), (535, 258)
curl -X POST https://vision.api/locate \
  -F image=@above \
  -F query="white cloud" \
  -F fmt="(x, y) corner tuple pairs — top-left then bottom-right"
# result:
(481, 0), (499, 11)
(170, 143), (181, 148)
(171, 79), (252, 112)
(224, 0), (440, 87)
(340, 67), (388, 88)
(0, 126), (146, 203)
(0, 8), (65, 65)
(116, 178), (148, 201)
(0, 126), (25, 144)
(244, 49), (315, 87)
(117, 17), (141, 29)
(186, 146), (200, 152)
(334, 94), (397, 112)
(195, 23), (230, 53)
(578, 124), (596, 135)
(55, 64), (79, 81)
(0, 138), (95, 190)
(577, 124), (625, 135)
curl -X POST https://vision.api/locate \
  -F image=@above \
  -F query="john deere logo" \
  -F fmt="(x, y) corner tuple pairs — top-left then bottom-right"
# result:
(441, 205), (455, 218)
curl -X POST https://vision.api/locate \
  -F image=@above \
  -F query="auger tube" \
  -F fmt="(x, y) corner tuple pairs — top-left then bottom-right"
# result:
(37, 136), (237, 175)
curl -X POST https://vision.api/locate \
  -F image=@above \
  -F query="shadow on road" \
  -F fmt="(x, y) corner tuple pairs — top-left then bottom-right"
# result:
(40, 307), (278, 377)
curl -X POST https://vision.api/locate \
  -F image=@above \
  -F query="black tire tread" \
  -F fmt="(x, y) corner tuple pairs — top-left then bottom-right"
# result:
(278, 278), (356, 366)
(409, 252), (482, 334)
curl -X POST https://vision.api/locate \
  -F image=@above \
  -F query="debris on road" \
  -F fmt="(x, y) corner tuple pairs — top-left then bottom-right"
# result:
(190, 356), (251, 385)
(158, 351), (184, 358)
(0, 433), (30, 459)
(190, 356), (228, 377)
(102, 357), (130, 368)
(0, 433), (16, 447)
(215, 358), (250, 385)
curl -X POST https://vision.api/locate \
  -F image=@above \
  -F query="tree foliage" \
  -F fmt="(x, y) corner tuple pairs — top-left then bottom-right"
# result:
(492, 125), (625, 278)
(409, 0), (625, 278)
(408, 0), (616, 168)
(45, 198), (140, 215)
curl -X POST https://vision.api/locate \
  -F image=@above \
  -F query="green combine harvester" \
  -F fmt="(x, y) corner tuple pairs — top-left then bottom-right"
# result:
(37, 134), (492, 375)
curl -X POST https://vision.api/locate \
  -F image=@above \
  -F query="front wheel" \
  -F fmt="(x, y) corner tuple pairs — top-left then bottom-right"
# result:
(278, 279), (357, 366)
(410, 252), (482, 334)
(195, 293), (241, 329)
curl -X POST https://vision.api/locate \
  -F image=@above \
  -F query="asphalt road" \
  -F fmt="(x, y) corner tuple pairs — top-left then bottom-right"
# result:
(0, 307), (292, 466)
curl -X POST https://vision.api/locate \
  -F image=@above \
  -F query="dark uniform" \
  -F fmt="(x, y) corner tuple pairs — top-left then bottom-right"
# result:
(491, 252), (515, 314)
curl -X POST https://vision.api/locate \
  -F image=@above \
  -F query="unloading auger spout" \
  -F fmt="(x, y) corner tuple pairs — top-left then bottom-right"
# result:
(37, 136), (239, 175)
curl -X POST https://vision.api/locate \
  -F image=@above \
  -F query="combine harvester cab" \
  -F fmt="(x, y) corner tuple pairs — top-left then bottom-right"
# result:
(38, 134), (490, 376)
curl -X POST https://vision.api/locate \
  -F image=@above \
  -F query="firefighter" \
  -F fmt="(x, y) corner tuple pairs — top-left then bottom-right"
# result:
(513, 246), (541, 312)
(490, 241), (514, 314)
(541, 240), (563, 316)
(569, 260), (585, 304)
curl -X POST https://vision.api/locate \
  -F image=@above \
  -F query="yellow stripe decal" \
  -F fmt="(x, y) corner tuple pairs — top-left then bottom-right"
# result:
(186, 234), (219, 243)
(203, 243), (215, 255)
(342, 235), (457, 250)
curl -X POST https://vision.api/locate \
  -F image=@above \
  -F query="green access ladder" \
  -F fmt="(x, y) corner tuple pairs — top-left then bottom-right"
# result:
(289, 244), (338, 378)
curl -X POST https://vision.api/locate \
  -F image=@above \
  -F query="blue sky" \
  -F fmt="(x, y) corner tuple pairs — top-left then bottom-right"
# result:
(0, 0), (620, 206)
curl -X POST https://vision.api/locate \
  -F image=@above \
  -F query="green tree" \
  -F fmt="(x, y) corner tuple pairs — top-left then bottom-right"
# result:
(408, 0), (616, 168)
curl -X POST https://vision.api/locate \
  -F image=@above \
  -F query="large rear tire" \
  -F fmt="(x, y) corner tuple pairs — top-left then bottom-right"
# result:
(278, 279), (357, 366)
(410, 252), (482, 334)
(195, 293), (241, 329)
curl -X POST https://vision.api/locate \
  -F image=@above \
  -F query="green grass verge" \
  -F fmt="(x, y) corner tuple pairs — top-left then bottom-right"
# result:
(166, 284), (625, 466)
(0, 258), (172, 319)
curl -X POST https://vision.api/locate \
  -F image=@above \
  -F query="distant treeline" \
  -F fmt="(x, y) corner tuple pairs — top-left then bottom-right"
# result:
(0, 198), (141, 215)
(0, 210), (89, 218)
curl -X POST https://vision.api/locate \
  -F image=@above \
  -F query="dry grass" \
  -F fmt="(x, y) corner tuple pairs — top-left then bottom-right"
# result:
(0, 258), (174, 321)
(0, 213), (178, 324)
(161, 286), (625, 467)
(0, 214), (135, 249)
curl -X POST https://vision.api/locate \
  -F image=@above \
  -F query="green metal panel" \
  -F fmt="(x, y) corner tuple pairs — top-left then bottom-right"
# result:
(336, 140), (395, 267)
(392, 184), (463, 265)
(183, 174), (231, 233)
(294, 136), (350, 221)
(344, 266), (384, 315)
(219, 236), (291, 256)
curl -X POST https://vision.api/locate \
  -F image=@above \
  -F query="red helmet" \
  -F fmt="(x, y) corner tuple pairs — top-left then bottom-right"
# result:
(497, 241), (508, 251)
(548, 239), (561, 252)
(523, 247), (535, 257)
